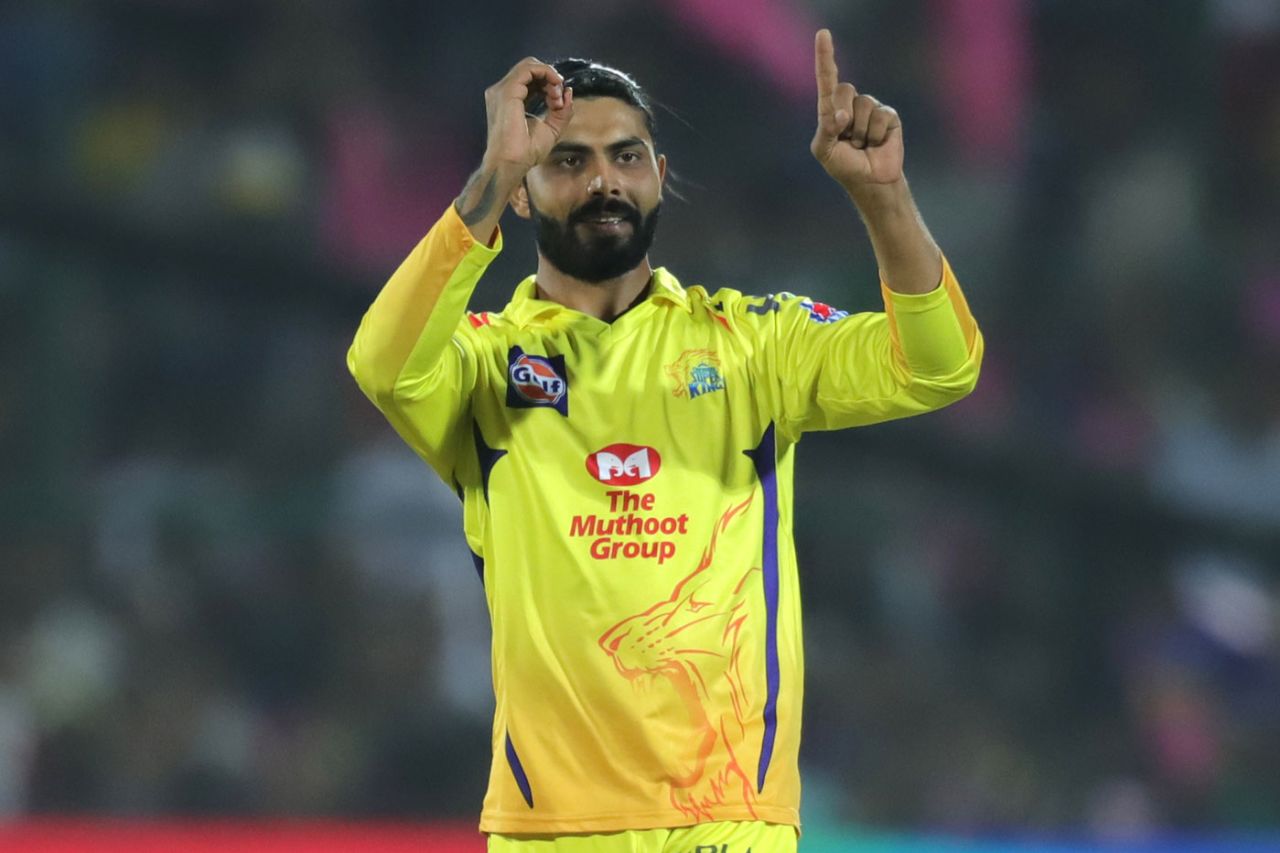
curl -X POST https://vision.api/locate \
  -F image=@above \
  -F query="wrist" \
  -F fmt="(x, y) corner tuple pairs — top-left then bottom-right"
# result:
(844, 176), (910, 214)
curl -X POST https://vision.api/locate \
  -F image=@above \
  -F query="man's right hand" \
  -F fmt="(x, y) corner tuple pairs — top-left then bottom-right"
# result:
(486, 57), (574, 173)
(455, 58), (575, 242)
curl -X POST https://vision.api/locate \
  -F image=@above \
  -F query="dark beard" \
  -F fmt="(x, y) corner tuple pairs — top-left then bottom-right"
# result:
(529, 194), (661, 284)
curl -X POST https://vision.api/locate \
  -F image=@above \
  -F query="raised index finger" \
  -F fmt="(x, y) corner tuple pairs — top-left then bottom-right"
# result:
(815, 29), (840, 109)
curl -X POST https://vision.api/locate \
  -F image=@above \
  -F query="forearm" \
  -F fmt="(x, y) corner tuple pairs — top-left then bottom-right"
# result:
(850, 178), (983, 390)
(847, 177), (942, 295)
(454, 159), (525, 245)
(349, 161), (514, 395)
(348, 204), (499, 399)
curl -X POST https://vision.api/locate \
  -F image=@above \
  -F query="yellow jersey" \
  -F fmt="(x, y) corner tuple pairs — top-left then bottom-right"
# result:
(347, 204), (983, 835)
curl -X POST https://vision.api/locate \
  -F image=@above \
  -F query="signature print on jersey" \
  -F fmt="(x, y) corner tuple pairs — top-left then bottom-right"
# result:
(666, 349), (726, 400)
(506, 346), (569, 415)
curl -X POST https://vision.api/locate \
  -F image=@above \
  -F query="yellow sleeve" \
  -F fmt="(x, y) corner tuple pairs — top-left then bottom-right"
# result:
(346, 204), (502, 483)
(763, 254), (983, 437)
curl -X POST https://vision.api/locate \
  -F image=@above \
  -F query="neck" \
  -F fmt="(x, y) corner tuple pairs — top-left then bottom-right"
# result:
(533, 256), (655, 322)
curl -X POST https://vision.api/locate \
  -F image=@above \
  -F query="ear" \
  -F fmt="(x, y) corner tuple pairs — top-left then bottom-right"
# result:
(657, 153), (668, 199)
(510, 181), (532, 220)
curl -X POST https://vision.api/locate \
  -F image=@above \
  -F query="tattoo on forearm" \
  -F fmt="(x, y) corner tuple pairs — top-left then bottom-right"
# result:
(457, 169), (499, 227)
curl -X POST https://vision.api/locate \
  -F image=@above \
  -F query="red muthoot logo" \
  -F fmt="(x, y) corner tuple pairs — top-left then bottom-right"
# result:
(586, 444), (662, 486)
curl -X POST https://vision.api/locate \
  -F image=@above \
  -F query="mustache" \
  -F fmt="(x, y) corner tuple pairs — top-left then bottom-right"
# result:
(569, 198), (641, 226)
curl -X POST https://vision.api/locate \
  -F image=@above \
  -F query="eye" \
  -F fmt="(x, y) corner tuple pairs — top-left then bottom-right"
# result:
(618, 150), (642, 164)
(558, 155), (581, 168)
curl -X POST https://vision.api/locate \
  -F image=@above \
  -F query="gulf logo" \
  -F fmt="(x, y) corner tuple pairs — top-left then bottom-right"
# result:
(586, 444), (661, 486)
(506, 346), (569, 415)
(511, 356), (563, 402)
(801, 298), (849, 324)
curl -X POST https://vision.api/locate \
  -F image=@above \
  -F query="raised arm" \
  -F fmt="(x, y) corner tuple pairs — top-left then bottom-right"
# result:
(756, 29), (982, 436)
(455, 57), (576, 244)
(811, 28), (941, 296)
(347, 57), (574, 401)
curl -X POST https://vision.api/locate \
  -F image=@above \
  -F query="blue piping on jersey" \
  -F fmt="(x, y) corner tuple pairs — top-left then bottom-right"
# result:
(473, 422), (507, 503)
(744, 422), (781, 793)
(505, 730), (535, 807)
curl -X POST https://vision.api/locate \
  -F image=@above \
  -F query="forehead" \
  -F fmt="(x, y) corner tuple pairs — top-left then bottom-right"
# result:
(554, 96), (653, 148)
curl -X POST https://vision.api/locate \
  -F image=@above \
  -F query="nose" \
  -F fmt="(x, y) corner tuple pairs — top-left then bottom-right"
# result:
(587, 167), (622, 197)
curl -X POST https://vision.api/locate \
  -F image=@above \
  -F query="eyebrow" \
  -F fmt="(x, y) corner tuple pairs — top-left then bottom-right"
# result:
(549, 136), (649, 156)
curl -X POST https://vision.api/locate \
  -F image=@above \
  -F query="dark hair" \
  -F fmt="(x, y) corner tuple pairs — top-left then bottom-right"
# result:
(526, 58), (657, 139)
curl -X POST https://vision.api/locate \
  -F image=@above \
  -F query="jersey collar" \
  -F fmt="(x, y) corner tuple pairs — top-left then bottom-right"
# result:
(503, 267), (689, 328)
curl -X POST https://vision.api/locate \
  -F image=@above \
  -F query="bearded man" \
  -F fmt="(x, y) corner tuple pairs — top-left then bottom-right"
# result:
(347, 31), (984, 852)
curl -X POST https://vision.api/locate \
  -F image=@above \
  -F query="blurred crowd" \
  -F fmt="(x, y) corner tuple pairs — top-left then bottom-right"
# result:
(1, 0), (1278, 837)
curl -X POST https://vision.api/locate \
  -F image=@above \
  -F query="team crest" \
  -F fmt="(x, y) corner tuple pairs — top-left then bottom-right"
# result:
(800, 298), (849, 324)
(506, 346), (569, 415)
(665, 349), (726, 400)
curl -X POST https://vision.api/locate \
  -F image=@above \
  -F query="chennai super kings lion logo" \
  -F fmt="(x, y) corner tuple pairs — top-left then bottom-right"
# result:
(665, 349), (726, 400)
(598, 495), (761, 821)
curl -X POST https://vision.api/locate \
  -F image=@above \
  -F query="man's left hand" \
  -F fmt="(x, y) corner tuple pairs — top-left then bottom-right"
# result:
(810, 29), (904, 191)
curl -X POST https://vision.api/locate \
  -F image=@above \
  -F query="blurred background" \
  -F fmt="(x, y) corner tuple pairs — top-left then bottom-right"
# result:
(1, 0), (1279, 847)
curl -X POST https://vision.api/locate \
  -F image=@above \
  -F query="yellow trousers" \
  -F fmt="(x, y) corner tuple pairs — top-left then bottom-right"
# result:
(489, 820), (798, 852)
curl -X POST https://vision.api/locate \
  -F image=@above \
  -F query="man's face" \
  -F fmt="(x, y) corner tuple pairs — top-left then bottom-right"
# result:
(521, 97), (667, 283)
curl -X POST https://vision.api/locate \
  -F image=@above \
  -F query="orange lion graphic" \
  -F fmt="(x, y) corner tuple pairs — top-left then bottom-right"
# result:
(598, 494), (761, 821)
